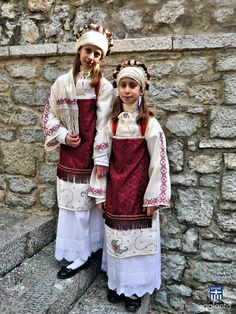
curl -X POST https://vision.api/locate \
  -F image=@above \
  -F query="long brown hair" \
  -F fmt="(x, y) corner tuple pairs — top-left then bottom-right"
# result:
(111, 95), (154, 125)
(72, 51), (102, 87)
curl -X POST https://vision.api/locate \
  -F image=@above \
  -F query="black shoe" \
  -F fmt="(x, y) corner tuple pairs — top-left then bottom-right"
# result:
(107, 289), (125, 304)
(125, 296), (142, 312)
(57, 257), (91, 279)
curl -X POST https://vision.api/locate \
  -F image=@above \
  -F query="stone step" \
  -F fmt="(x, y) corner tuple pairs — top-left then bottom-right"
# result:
(0, 242), (101, 314)
(0, 208), (56, 277)
(69, 271), (150, 314)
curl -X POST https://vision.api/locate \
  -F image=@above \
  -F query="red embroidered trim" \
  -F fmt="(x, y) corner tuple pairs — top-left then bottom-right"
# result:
(57, 98), (77, 105)
(88, 186), (106, 196)
(143, 197), (170, 206)
(143, 132), (170, 206)
(95, 142), (108, 151)
(43, 94), (62, 138)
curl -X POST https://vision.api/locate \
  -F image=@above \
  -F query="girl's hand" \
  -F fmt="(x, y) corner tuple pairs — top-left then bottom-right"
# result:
(94, 165), (108, 178)
(65, 133), (81, 147)
(143, 206), (157, 216)
(97, 202), (106, 214)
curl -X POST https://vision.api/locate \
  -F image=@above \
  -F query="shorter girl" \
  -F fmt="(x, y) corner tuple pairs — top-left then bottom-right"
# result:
(89, 60), (171, 312)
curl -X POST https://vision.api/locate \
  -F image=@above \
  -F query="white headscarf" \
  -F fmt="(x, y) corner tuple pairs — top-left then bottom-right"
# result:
(117, 66), (147, 91)
(76, 30), (109, 58)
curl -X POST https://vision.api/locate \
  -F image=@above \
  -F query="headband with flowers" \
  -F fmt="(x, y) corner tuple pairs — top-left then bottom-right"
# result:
(76, 23), (113, 56)
(113, 59), (151, 90)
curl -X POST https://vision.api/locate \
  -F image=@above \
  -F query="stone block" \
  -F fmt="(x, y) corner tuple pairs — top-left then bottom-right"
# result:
(0, 70), (11, 92)
(119, 9), (143, 31)
(58, 42), (76, 54)
(176, 189), (215, 226)
(0, 209), (56, 277)
(0, 242), (99, 313)
(1, 142), (37, 176)
(210, 107), (236, 139)
(171, 174), (198, 186)
(9, 177), (37, 193)
(173, 33), (236, 50)
(114, 37), (172, 53)
(199, 174), (220, 188)
(201, 243), (236, 262)
(0, 46), (9, 57)
(199, 139), (236, 149)
(177, 57), (211, 76)
(189, 84), (220, 105)
(149, 83), (187, 101)
(166, 284), (192, 297)
(216, 53), (236, 71)
(166, 114), (201, 136)
(222, 171), (236, 201)
(217, 212), (236, 232)
(162, 254), (186, 281)
(8, 64), (37, 79)
(11, 85), (34, 106)
(0, 128), (17, 141)
(224, 153), (236, 170)
(194, 261), (236, 285)
(167, 139), (184, 172)
(188, 155), (222, 174)
(224, 74), (236, 105)
(182, 228), (198, 253)
(9, 44), (57, 57)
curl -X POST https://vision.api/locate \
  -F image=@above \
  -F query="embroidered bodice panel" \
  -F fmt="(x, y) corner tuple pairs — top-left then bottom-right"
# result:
(75, 70), (96, 99)
(113, 102), (142, 138)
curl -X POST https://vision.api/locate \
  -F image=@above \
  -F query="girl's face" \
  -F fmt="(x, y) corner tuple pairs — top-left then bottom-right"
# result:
(79, 45), (102, 71)
(118, 78), (142, 105)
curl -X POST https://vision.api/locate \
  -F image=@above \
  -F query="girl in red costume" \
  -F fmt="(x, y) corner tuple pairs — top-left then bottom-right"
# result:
(89, 60), (171, 312)
(43, 23), (113, 279)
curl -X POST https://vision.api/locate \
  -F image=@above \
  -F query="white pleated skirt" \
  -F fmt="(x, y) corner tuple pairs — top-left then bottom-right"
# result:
(55, 207), (104, 262)
(102, 212), (161, 298)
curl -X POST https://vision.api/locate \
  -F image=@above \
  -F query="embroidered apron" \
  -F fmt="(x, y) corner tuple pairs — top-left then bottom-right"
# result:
(56, 84), (99, 211)
(105, 119), (159, 257)
(106, 137), (151, 230)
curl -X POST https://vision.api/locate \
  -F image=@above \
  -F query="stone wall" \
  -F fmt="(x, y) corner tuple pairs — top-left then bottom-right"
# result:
(1, 0), (236, 45)
(1, 34), (236, 312)
(1, 0), (236, 313)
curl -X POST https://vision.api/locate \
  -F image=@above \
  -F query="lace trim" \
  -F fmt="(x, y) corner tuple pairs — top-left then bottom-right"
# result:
(108, 281), (160, 298)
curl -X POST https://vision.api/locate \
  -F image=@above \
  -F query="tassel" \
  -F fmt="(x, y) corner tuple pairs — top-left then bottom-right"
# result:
(58, 106), (79, 134)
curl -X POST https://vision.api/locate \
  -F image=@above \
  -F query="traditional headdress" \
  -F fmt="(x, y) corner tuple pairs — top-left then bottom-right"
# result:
(113, 60), (151, 91)
(76, 23), (113, 58)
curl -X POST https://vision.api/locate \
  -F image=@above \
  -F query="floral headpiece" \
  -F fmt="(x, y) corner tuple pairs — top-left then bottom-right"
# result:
(113, 60), (151, 90)
(76, 23), (113, 56)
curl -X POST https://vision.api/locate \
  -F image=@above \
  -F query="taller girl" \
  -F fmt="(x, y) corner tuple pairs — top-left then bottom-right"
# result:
(43, 23), (114, 279)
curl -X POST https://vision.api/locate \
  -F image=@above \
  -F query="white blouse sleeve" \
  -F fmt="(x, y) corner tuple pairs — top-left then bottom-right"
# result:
(88, 120), (113, 203)
(93, 77), (114, 166)
(43, 83), (69, 151)
(143, 118), (171, 209)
